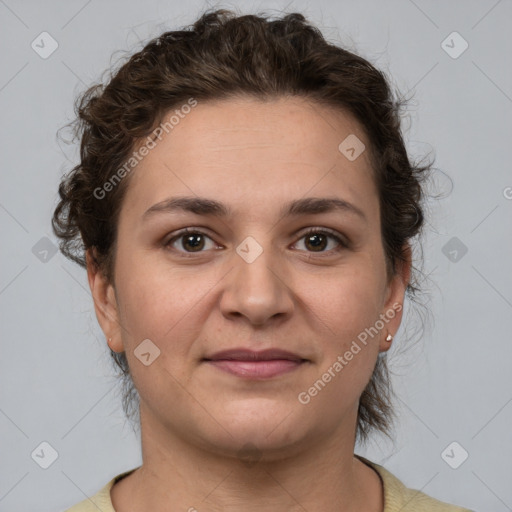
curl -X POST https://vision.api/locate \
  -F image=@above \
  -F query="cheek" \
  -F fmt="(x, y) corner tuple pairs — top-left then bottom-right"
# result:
(306, 263), (385, 339)
(300, 261), (385, 396)
(299, 273), (384, 412)
(113, 264), (205, 400)
(114, 253), (217, 356)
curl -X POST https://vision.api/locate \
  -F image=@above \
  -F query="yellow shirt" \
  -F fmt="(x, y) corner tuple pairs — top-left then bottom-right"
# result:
(64, 456), (472, 511)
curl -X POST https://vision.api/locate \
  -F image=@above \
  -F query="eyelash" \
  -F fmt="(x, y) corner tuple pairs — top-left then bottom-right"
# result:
(163, 227), (349, 258)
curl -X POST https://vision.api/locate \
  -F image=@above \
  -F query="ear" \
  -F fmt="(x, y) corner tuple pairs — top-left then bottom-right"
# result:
(86, 248), (124, 353)
(379, 244), (412, 353)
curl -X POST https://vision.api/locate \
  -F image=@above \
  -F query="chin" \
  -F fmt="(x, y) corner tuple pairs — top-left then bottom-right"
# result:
(196, 397), (313, 459)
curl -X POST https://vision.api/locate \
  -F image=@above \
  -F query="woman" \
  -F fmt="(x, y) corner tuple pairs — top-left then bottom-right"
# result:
(54, 8), (472, 511)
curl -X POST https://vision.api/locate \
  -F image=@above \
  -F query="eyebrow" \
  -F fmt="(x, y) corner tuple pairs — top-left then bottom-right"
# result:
(142, 196), (367, 222)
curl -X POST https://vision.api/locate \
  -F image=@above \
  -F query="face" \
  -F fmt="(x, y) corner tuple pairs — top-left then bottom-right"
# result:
(88, 96), (408, 460)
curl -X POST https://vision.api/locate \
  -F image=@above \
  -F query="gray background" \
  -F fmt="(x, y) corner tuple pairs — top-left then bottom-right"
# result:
(1, 0), (511, 510)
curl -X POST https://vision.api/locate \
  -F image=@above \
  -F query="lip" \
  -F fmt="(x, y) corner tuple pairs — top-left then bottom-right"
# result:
(203, 348), (307, 379)
(205, 348), (304, 362)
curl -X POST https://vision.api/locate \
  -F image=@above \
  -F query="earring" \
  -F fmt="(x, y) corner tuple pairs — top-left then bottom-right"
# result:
(385, 333), (393, 342)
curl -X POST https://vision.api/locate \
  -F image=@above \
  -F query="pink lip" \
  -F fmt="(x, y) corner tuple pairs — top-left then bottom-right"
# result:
(204, 348), (307, 379)
(207, 359), (304, 378)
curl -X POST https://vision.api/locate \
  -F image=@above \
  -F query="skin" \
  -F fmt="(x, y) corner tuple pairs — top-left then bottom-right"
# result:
(87, 96), (411, 512)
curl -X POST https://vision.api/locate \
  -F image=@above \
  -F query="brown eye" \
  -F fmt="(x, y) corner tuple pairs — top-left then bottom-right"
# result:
(304, 232), (328, 252)
(165, 229), (217, 254)
(294, 229), (348, 254)
(180, 232), (205, 252)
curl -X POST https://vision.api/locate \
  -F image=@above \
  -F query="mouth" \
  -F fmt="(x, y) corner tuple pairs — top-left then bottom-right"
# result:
(203, 348), (308, 379)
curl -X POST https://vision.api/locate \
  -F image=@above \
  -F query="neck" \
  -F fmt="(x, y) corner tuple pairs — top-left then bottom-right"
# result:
(111, 407), (383, 512)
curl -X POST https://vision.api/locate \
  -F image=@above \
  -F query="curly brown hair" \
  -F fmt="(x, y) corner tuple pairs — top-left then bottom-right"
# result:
(52, 7), (432, 443)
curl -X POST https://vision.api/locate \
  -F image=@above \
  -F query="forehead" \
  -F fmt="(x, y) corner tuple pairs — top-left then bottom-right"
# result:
(121, 96), (377, 220)
(150, 95), (367, 160)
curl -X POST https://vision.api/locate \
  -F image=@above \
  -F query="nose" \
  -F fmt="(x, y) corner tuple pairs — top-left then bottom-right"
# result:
(219, 240), (294, 327)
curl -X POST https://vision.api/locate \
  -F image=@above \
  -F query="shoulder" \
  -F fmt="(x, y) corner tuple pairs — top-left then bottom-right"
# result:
(356, 455), (474, 512)
(64, 468), (138, 512)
